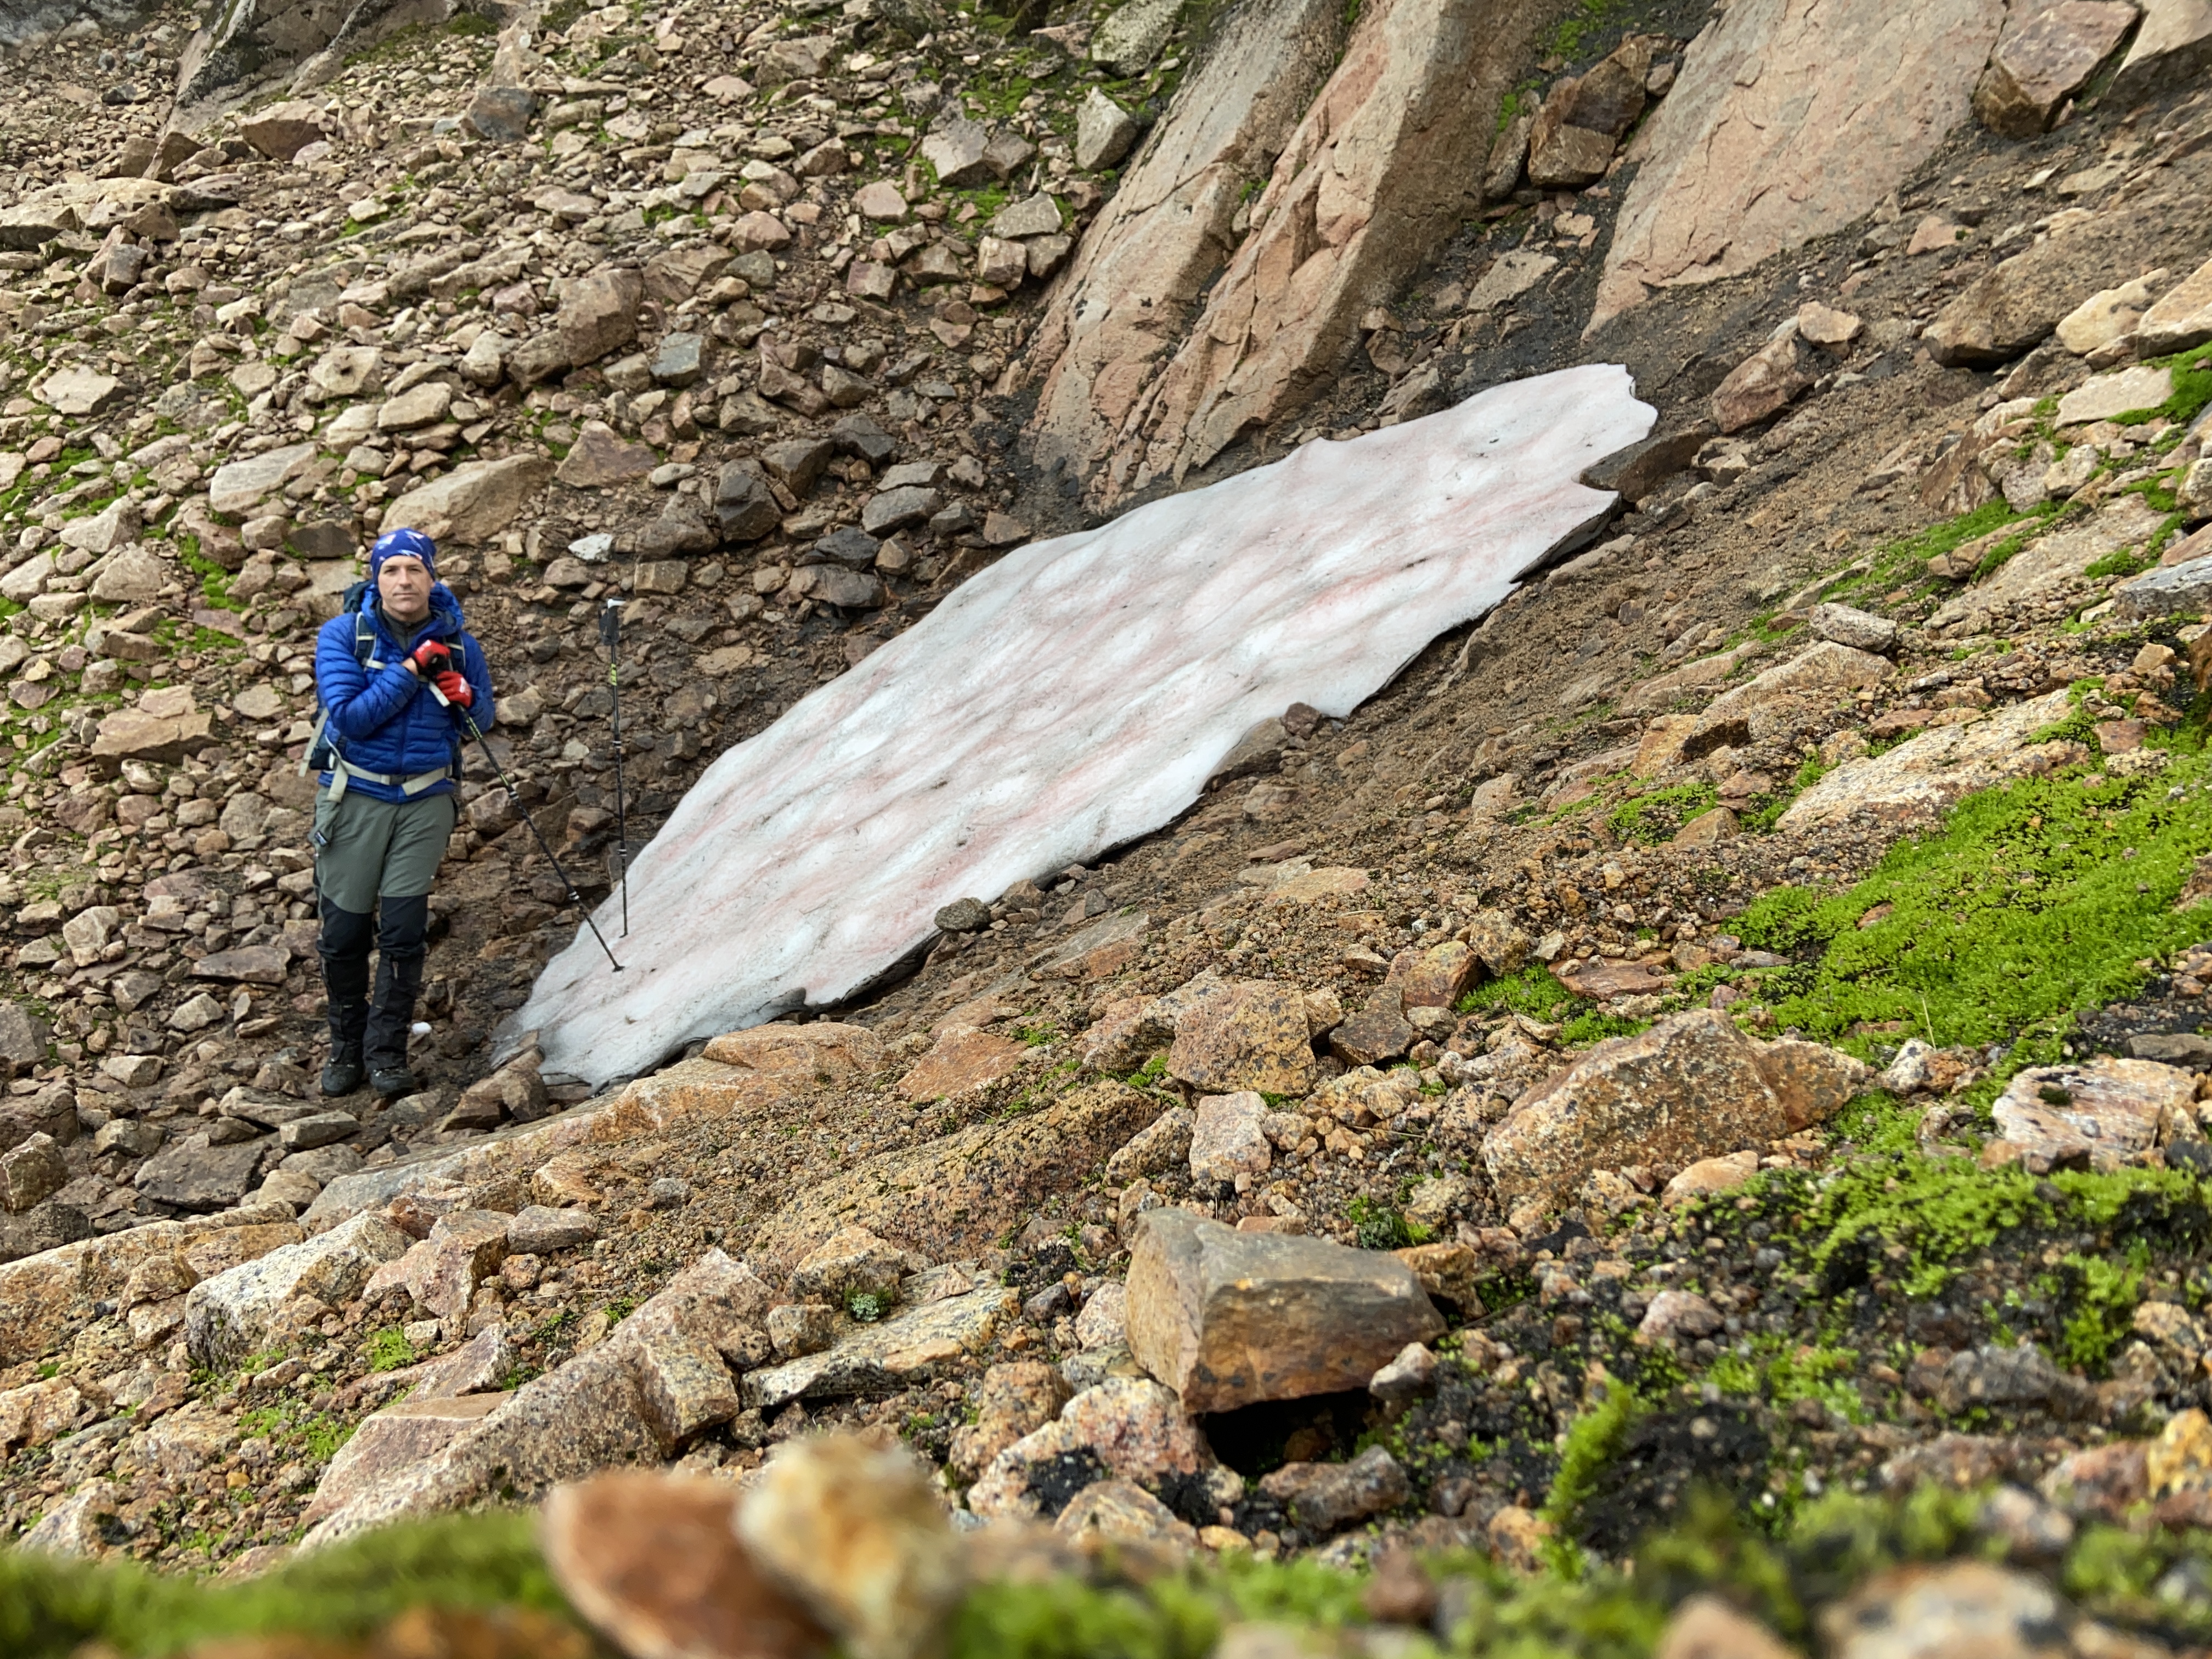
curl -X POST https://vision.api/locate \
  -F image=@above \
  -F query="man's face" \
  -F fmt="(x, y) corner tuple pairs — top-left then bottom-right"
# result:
(377, 554), (433, 625)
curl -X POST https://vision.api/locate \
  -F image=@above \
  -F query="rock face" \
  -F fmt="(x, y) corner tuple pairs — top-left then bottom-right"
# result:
(1020, 0), (1348, 506)
(1483, 1012), (1867, 1215)
(2112, 0), (2212, 96)
(1075, 0), (1551, 499)
(176, 0), (462, 121)
(1124, 1209), (1442, 1412)
(1593, 0), (2005, 332)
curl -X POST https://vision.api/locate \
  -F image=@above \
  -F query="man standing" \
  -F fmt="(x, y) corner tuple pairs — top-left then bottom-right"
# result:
(308, 528), (494, 1098)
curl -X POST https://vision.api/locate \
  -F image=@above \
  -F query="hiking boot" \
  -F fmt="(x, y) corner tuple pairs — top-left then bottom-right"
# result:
(321, 1049), (365, 1097)
(369, 1065), (419, 1098)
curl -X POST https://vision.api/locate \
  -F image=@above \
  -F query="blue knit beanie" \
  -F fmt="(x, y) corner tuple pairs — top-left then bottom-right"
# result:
(369, 527), (438, 580)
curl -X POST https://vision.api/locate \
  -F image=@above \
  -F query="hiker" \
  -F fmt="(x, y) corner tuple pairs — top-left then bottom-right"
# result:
(308, 527), (494, 1099)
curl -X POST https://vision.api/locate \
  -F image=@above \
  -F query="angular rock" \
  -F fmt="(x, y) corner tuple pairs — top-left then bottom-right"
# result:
(1188, 1091), (1273, 1184)
(2056, 365), (2174, 426)
(302, 1393), (509, 1525)
(966, 1374), (1218, 1519)
(1486, 1012), (1799, 1215)
(380, 455), (550, 548)
(1125, 1209), (1441, 1412)
(0, 1135), (67, 1215)
(716, 461), (782, 542)
(2117, 556), (2212, 620)
(1076, 88), (1141, 171)
(1105, 1107), (1195, 1182)
(744, 1283), (1017, 1408)
(240, 101), (324, 161)
(556, 423), (657, 489)
(1988, 1057), (2196, 1173)
(789, 1226), (911, 1307)
(135, 1133), (266, 1212)
(185, 1212), (410, 1367)
(1809, 602), (1899, 654)
(208, 442), (317, 516)
(507, 1205), (599, 1255)
(1258, 1444), (1408, 1531)
(1973, 2), (2139, 138)
(1167, 980), (1314, 1094)
(558, 267), (645, 367)
(2138, 253), (2212, 356)
(1712, 326), (1812, 434)
(1092, 0), (1181, 75)
(897, 1026), (1026, 1100)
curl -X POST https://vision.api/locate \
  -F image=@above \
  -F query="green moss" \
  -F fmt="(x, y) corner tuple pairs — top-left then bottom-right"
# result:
(1541, 1380), (1642, 1576)
(1345, 1193), (1417, 1250)
(0, 1511), (573, 1657)
(1824, 498), (2035, 608)
(1558, 1010), (1650, 1046)
(2112, 345), (2212, 430)
(1456, 964), (1582, 1023)
(2049, 1251), (2143, 1372)
(1734, 741), (2212, 1052)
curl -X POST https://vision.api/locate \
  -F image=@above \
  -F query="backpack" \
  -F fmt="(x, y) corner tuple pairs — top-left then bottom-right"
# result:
(300, 580), (465, 797)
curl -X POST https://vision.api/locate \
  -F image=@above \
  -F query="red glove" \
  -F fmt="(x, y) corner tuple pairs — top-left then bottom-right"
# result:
(408, 640), (453, 678)
(433, 669), (472, 708)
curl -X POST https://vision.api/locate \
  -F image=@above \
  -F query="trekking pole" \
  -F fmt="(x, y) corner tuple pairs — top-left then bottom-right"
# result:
(426, 676), (623, 973)
(599, 597), (630, 937)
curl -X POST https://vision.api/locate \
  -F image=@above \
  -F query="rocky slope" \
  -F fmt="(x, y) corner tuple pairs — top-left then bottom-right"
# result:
(4, 0), (2212, 1652)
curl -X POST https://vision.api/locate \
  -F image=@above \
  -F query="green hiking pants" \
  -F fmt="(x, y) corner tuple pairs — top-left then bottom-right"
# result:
(312, 788), (457, 913)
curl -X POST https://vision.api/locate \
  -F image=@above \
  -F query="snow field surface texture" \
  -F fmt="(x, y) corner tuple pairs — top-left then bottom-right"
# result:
(509, 365), (1656, 1085)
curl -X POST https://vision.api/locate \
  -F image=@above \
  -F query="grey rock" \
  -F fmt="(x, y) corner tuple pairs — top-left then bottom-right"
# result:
(2115, 555), (2212, 620)
(506, 1205), (600, 1254)
(1092, 0), (1181, 76)
(1075, 88), (1141, 171)
(809, 526), (882, 569)
(136, 1133), (266, 1212)
(1809, 602), (1900, 654)
(279, 1111), (360, 1151)
(463, 86), (537, 143)
(715, 460), (782, 543)
(1257, 1444), (1408, 1531)
(987, 192), (1063, 240)
(921, 117), (995, 188)
(831, 413), (898, 465)
(747, 1283), (1017, 1407)
(0, 1201), (91, 1265)
(761, 438), (834, 496)
(650, 332), (705, 388)
(0, 1002), (48, 1073)
(788, 566), (885, 608)
(184, 1212), (411, 1368)
(1932, 1343), (2095, 1418)
(862, 486), (943, 534)
(768, 1301), (840, 1358)
(934, 898), (991, 933)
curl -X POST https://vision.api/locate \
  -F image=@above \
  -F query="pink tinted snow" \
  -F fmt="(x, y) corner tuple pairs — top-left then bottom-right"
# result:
(509, 364), (1654, 1084)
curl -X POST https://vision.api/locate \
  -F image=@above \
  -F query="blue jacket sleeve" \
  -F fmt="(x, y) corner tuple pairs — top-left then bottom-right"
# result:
(459, 630), (495, 730)
(317, 617), (424, 744)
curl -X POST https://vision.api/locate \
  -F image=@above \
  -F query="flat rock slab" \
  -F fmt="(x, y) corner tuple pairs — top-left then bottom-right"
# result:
(1929, 498), (2168, 633)
(301, 1392), (508, 1525)
(1779, 690), (2074, 830)
(185, 1211), (410, 1367)
(1124, 1208), (1441, 1413)
(2056, 365), (2175, 426)
(2118, 556), (2212, 621)
(897, 1026), (1026, 1101)
(1990, 1057), (2196, 1172)
(1596, 0), (2004, 330)
(512, 365), (1651, 1086)
(743, 1283), (1017, 1408)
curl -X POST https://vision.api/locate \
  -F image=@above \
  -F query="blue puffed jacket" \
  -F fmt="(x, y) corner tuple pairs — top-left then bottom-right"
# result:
(311, 582), (494, 803)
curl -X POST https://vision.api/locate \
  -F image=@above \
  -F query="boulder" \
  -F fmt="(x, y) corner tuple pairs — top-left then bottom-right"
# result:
(1987, 1057), (2196, 1173)
(896, 1026), (1026, 1099)
(1167, 979), (1314, 1095)
(556, 423), (657, 489)
(134, 1132), (265, 1211)
(1925, 232), (2100, 367)
(744, 1283), (1016, 1408)
(208, 442), (317, 516)
(1712, 326), (1812, 434)
(2111, 0), (2212, 97)
(1187, 1091), (1272, 1184)
(2056, 365), (2175, 426)
(373, 455), (547, 547)
(788, 1226), (912, 1307)
(239, 101), (325, 161)
(1973, 2), (2138, 137)
(1075, 88), (1141, 171)
(184, 1212), (410, 1367)
(0, 1134), (67, 1214)
(558, 267), (645, 366)
(1124, 1209), (1442, 1412)
(302, 1394), (509, 1525)
(2137, 255), (2212, 355)
(1483, 1012), (1865, 1215)
(1780, 689), (2077, 828)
